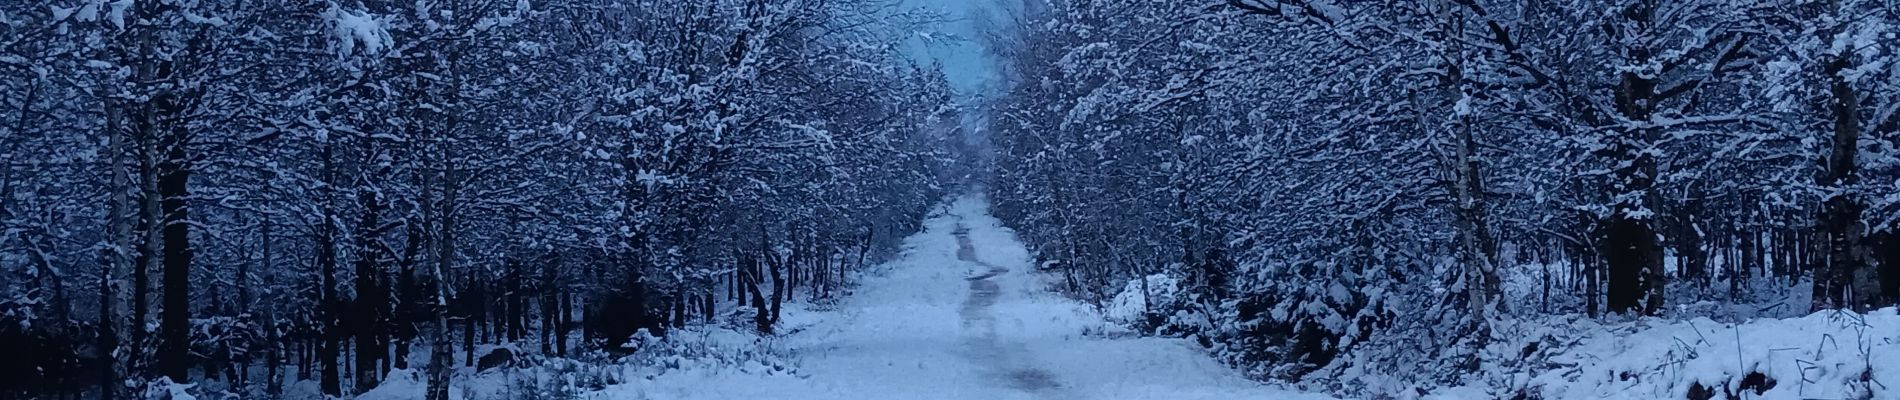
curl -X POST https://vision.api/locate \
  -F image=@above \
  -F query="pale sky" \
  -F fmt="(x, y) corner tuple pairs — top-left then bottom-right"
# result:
(899, 0), (1009, 99)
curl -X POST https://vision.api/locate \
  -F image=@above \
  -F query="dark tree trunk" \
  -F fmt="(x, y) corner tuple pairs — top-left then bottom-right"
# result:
(426, 261), (453, 400)
(156, 118), (192, 383)
(1675, 197), (1707, 287)
(393, 218), (423, 372)
(263, 219), (282, 396)
(744, 253), (772, 335)
(1603, 17), (1666, 315)
(1772, 230), (1790, 279)
(298, 336), (311, 381)
(426, 201), (455, 400)
(1816, 47), (1875, 310)
(132, 0), (197, 382)
(1604, 215), (1661, 315)
(353, 189), (385, 393)
(96, 100), (128, 400)
(736, 252), (753, 309)
(1572, 228), (1600, 318)
(785, 245), (798, 301)
(1740, 231), (1750, 288)
(540, 254), (558, 355)
(128, 4), (168, 375)
(97, 255), (119, 400)
(770, 246), (786, 330)
(1875, 230), (1900, 306)
(131, 185), (152, 365)
(463, 283), (476, 367)
(510, 258), (527, 342)
(318, 144), (343, 397)
(581, 302), (595, 347)
(558, 292), (572, 356)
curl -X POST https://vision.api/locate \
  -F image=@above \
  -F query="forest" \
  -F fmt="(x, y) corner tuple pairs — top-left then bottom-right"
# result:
(2, 0), (965, 398)
(985, 0), (1900, 395)
(4, 0), (1900, 399)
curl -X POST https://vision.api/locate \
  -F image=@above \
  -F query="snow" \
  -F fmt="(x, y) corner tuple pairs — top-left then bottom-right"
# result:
(183, 11), (228, 27)
(1488, 308), (1900, 400)
(107, 0), (130, 30)
(327, 196), (1897, 400)
(325, 6), (392, 60)
(339, 195), (1332, 400)
(49, 5), (74, 22)
(357, 369), (453, 400)
(732, 196), (1333, 399)
(142, 377), (199, 400)
(1107, 273), (1182, 327)
(586, 195), (1336, 399)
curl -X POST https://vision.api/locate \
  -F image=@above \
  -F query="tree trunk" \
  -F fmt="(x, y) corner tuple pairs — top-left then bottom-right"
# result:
(1575, 225), (1600, 318)
(425, 273), (453, 400)
(97, 254), (120, 400)
(394, 223), (422, 371)
(1875, 230), (1900, 307)
(127, 1), (168, 374)
(297, 337), (311, 381)
(262, 220), (284, 397)
(426, 148), (459, 400)
(770, 247), (786, 330)
(745, 252), (773, 335)
(463, 281), (476, 367)
(318, 144), (343, 397)
(1730, 228), (1748, 300)
(155, 101), (193, 384)
(702, 292), (715, 324)
(131, 160), (154, 365)
(558, 292), (572, 356)
(510, 257), (526, 342)
(1605, 13), (1666, 315)
(1816, 42), (1875, 310)
(98, 98), (130, 400)
(541, 254), (558, 355)
(1676, 197), (1707, 287)
(353, 189), (385, 393)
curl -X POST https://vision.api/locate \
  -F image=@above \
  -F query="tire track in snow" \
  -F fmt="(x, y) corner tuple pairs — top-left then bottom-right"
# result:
(954, 221), (1077, 399)
(775, 197), (1332, 400)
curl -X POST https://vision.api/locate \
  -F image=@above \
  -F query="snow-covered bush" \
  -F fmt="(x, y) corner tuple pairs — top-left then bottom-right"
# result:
(619, 328), (800, 379)
(1107, 273), (1186, 333)
(1486, 308), (1900, 400)
(136, 377), (237, 400)
(188, 316), (261, 383)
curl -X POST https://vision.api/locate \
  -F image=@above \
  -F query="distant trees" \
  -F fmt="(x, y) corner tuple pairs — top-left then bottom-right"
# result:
(0, 0), (958, 398)
(984, 0), (1900, 393)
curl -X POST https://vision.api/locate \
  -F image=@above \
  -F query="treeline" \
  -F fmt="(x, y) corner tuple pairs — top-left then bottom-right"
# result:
(0, 0), (962, 399)
(983, 0), (1899, 392)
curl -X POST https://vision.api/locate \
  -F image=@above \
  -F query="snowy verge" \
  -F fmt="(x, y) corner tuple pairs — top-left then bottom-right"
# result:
(1348, 308), (1900, 400)
(1099, 262), (1900, 399)
(351, 320), (818, 400)
(1499, 308), (1899, 400)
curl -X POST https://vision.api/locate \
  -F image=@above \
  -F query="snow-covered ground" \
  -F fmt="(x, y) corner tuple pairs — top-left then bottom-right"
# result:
(355, 196), (1900, 400)
(605, 195), (1336, 400)
(1490, 308), (1900, 400)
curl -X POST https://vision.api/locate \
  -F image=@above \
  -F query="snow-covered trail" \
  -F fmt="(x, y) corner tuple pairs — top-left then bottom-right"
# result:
(773, 196), (1337, 400)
